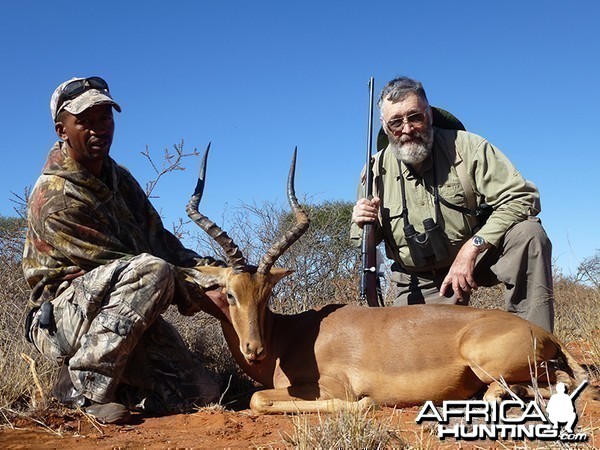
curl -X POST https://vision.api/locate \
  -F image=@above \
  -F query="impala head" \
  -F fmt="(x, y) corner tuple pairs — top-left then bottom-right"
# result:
(187, 144), (309, 363)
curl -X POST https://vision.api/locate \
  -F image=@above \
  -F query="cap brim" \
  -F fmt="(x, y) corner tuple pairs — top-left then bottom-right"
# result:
(61, 89), (121, 116)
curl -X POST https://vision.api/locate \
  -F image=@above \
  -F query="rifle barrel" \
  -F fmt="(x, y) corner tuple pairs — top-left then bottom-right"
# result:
(365, 77), (374, 187)
(360, 77), (382, 307)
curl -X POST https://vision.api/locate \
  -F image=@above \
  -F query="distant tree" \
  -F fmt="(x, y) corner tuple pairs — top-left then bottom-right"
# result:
(0, 215), (27, 264)
(273, 200), (361, 312)
(577, 249), (600, 289)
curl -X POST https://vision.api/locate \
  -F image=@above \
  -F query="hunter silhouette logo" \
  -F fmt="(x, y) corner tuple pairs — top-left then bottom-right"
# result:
(547, 380), (586, 434)
(416, 380), (589, 442)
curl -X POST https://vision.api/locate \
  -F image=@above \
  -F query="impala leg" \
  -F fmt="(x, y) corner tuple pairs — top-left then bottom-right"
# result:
(507, 369), (584, 400)
(250, 385), (377, 414)
(482, 377), (576, 403)
(482, 381), (507, 403)
(483, 381), (544, 402)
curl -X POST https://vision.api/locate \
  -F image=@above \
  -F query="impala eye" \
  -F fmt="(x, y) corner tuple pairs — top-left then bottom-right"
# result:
(227, 292), (237, 306)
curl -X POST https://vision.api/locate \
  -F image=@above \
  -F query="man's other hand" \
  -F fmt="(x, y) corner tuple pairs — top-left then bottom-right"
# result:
(352, 197), (381, 228)
(439, 240), (481, 302)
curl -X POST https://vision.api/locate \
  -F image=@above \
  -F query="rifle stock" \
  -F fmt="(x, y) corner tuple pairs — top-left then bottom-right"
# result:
(360, 77), (383, 307)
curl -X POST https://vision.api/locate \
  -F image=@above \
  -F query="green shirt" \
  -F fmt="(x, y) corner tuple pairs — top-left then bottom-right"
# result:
(350, 128), (540, 272)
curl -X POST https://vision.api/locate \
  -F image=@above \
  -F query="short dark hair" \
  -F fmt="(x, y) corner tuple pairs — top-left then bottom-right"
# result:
(378, 76), (429, 109)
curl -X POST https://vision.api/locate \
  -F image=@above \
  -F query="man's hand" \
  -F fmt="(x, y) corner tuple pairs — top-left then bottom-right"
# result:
(352, 197), (381, 228)
(439, 240), (483, 302)
(204, 289), (231, 323)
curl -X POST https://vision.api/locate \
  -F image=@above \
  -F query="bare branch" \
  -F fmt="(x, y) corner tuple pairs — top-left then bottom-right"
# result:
(140, 139), (201, 198)
(10, 188), (30, 219)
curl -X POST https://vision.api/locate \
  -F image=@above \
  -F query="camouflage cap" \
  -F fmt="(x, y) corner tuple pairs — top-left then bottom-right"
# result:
(50, 77), (121, 121)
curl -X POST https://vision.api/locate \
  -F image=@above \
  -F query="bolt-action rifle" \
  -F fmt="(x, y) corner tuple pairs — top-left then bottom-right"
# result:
(360, 77), (384, 307)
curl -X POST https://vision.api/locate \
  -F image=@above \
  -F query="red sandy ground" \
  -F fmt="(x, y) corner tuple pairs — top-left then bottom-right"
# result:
(2, 403), (599, 449)
(1, 342), (599, 449)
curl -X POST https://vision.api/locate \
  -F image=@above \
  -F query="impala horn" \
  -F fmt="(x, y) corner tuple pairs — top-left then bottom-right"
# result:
(186, 142), (247, 272)
(257, 147), (310, 275)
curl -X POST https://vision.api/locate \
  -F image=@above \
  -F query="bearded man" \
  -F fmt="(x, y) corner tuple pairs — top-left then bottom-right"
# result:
(351, 76), (554, 332)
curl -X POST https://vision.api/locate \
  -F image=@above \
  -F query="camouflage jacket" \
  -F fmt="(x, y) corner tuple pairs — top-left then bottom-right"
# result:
(23, 142), (219, 310)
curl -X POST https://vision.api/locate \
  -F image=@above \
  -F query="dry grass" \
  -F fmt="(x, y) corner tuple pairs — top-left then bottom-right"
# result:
(0, 216), (58, 414)
(553, 273), (600, 381)
(283, 407), (407, 450)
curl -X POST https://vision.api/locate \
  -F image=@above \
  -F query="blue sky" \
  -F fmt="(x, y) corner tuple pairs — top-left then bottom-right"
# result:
(1, 1), (598, 275)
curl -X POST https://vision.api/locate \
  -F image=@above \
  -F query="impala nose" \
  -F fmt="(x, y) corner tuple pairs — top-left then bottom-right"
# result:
(244, 342), (266, 363)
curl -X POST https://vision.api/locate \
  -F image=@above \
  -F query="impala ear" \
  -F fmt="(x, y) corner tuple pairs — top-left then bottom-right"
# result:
(268, 267), (294, 284)
(196, 265), (232, 286)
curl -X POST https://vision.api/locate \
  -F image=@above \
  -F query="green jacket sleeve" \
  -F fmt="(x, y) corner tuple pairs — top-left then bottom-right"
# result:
(464, 134), (541, 247)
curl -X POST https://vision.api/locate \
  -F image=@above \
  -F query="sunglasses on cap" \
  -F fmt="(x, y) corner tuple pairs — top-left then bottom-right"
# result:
(55, 76), (110, 114)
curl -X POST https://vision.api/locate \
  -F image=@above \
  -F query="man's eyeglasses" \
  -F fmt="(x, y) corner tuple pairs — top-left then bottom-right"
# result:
(385, 110), (428, 133)
(56, 77), (110, 113)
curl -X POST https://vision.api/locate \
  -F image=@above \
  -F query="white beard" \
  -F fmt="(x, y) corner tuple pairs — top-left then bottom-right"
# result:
(389, 127), (434, 165)
(390, 141), (431, 165)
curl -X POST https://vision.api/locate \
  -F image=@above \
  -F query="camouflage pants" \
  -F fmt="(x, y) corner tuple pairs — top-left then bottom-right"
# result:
(29, 253), (220, 412)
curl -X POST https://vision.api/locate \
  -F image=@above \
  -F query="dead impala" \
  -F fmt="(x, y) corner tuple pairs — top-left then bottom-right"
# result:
(188, 147), (595, 414)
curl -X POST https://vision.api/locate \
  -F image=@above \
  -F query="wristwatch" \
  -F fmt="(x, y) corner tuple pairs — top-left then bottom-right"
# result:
(472, 235), (486, 252)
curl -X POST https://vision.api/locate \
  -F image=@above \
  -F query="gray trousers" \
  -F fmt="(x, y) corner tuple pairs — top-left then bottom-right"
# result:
(29, 253), (220, 412)
(391, 217), (555, 332)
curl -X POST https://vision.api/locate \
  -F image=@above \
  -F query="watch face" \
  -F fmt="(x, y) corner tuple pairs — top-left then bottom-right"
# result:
(473, 236), (485, 247)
